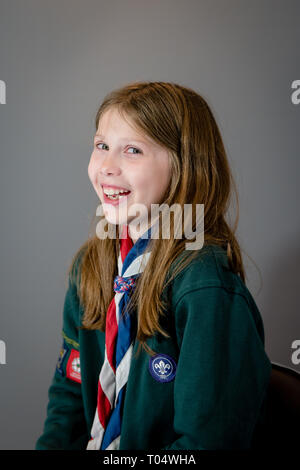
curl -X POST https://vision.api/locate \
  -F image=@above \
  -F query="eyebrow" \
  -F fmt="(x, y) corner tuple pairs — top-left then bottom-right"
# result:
(94, 133), (150, 146)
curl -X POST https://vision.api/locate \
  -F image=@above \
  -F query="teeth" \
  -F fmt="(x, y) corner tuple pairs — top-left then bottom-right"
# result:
(103, 188), (130, 195)
(106, 193), (129, 200)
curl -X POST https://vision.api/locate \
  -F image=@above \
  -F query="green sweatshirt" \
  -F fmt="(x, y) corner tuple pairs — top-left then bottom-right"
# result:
(35, 244), (272, 450)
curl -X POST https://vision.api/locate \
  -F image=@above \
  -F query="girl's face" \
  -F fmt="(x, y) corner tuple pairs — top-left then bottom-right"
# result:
(88, 107), (172, 242)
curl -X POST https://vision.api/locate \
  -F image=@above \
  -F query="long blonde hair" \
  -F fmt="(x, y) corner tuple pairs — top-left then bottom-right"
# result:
(67, 81), (245, 356)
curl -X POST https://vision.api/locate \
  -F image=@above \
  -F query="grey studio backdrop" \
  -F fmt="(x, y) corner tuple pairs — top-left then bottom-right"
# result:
(0, 0), (299, 450)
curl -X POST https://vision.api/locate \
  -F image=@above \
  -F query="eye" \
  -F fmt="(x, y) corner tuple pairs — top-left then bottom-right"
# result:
(94, 142), (142, 156)
(95, 142), (108, 150)
(127, 146), (142, 155)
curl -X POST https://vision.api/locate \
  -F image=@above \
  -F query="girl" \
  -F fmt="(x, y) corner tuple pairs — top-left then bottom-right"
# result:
(36, 81), (272, 450)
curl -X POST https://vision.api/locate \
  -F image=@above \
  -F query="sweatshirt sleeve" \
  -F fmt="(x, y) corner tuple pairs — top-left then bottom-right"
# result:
(162, 286), (272, 450)
(35, 276), (89, 450)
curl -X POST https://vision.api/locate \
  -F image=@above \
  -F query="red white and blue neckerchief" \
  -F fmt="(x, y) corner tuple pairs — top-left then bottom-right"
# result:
(86, 224), (152, 450)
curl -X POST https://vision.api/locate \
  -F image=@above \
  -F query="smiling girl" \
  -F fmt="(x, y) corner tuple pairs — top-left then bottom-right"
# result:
(89, 105), (172, 240)
(36, 81), (272, 450)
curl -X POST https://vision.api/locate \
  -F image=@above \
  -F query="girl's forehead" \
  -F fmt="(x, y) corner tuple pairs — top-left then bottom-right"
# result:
(97, 108), (157, 147)
(98, 108), (138, 135)
(99, 106), (132, 126)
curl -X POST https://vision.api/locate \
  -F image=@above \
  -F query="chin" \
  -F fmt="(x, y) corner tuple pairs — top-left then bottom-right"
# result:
(102, 209), (128, 227)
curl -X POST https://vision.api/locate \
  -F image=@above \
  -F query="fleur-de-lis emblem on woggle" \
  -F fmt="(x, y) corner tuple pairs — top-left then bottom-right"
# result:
(154, 360), (171, 375)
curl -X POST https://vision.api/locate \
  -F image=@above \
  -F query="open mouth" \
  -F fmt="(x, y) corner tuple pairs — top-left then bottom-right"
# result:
(104, 191), (131, 200)
(102, 187), (132, 204)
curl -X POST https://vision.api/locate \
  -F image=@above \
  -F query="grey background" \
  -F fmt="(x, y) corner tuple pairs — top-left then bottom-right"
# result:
(0, 0), (299, 450)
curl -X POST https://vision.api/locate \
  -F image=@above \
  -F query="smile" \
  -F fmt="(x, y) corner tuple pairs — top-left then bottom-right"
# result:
(102, 189), (132, 205)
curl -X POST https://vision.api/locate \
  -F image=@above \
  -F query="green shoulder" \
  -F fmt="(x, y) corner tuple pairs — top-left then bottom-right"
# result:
(168, 244), (251, 307)
(61, 243), (89, 346)
(167, 243), (266, 345)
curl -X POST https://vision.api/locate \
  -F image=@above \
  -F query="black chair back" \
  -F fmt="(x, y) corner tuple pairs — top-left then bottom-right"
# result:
(252, 362), (300, 449)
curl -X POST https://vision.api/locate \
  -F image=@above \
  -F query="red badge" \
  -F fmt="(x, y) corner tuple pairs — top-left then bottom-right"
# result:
(66, 349), (81, 384)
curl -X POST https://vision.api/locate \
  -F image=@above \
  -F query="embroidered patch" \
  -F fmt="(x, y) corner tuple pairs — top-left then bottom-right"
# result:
(56, 340), (69, 376)
(148, 353), (177, 383)
(66, 348), (81, 384)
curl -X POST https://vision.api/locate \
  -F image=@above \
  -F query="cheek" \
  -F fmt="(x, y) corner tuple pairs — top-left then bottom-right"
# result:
(87, 154), (97, 184)
(133, 165), (170, 202)
(162, 158), (172, 189)
(150, 161), (172, 195)
(131, 171), (153, 197)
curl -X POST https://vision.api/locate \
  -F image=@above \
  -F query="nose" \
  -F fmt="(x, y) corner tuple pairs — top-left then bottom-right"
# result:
(99, 152), (122, 176)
